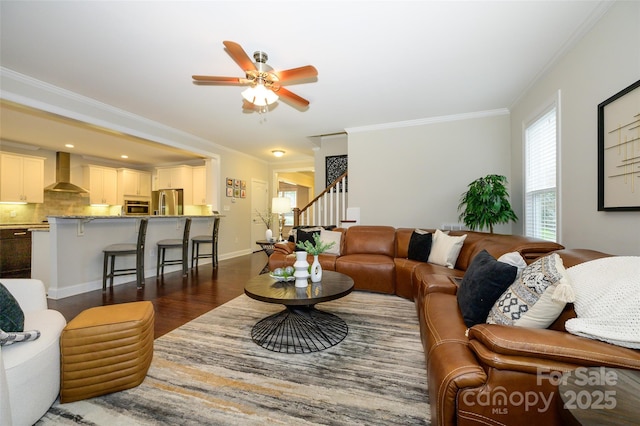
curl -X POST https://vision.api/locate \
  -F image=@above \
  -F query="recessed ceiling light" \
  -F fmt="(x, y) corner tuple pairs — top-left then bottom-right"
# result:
(65, 144), (74, 148)
(272, 150), (285, 157)
(121, 155), (128, 159)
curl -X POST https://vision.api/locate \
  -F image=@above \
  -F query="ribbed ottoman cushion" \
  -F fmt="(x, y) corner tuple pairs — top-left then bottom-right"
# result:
(60, 301), (154, 403)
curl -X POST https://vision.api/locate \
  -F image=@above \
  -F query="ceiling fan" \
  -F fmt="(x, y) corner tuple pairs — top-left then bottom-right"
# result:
(192, 41), (318, 110)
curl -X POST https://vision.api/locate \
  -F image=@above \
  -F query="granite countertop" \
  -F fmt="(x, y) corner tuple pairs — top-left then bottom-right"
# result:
(0, 223), (50, 230)
(47, 214), (224, 219)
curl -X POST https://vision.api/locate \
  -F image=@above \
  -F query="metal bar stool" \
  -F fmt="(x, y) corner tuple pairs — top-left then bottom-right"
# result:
(156, 217), (191, 277)
(102, 218), (148, 291)
(191, 215), (221, 269)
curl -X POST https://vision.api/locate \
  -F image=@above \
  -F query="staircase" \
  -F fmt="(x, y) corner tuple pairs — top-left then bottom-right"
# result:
(293, 172), (350, 228)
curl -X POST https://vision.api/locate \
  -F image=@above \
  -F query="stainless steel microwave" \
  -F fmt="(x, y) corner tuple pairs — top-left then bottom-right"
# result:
(124, 200), (150, 216)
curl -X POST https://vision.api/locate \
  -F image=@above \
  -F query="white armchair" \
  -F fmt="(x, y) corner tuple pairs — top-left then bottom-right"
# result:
(1, 279), (67, 426)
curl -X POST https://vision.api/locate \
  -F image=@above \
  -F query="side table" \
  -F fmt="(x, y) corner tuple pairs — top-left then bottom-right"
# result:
(255, 240), (276, 274)
(559, 367), (640, 425)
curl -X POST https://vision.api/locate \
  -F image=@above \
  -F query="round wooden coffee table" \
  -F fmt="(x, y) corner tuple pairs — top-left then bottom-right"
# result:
(244, 270), (354, 353)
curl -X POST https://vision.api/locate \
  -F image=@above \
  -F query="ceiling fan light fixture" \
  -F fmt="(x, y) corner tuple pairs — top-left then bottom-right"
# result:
(272, 150), (285, 157)
(242, 83), (278, 106)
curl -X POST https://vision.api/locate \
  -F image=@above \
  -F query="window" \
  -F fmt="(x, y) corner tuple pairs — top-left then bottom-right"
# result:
(525, 106), (557, 242)
(278, 190), (296, 226)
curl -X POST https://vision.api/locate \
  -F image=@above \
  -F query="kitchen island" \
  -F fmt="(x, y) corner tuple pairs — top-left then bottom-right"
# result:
(33, 215), (222, 299)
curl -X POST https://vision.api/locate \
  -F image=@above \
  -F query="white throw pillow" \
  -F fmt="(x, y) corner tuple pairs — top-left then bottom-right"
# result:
(498, 251), (527, 278)
(427, 229), (467, 269)
(320, 229), (342, 255)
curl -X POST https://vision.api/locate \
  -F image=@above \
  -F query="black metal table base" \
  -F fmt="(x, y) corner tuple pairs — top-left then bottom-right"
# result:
(251, 306), (348, 353)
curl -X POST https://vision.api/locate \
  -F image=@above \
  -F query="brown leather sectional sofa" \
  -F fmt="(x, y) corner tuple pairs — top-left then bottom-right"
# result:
(268, 226), (640, 425)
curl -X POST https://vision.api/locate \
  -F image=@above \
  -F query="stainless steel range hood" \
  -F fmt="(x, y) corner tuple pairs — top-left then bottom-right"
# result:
(44, 152), (89, 193)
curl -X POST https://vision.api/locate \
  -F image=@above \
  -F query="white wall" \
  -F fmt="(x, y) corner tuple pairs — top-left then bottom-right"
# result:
(510, 1), (640, 256)
(348, 111), (513, 232)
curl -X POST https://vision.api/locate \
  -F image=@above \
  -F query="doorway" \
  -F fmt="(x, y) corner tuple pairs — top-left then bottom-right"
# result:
(251, 179), (269, 250)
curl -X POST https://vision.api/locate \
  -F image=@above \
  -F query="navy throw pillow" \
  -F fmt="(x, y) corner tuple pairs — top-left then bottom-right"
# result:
(0, 282), (25, 332)
(457, 250), (517, 328)
(407, 231), (432, 262)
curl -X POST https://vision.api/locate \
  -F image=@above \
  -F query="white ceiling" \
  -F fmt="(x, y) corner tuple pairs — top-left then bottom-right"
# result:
(0, 1), (610, 166)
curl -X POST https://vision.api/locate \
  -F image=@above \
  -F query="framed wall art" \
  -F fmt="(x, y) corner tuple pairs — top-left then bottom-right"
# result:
(598, 79), (640, 211)
(326, 154), (348, 192)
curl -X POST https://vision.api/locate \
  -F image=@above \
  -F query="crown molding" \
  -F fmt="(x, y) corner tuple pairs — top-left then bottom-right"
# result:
(0, 67), (260, 162)
(345, 108), (510, 134)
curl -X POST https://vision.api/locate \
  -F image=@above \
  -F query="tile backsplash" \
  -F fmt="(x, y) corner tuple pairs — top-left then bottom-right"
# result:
(0, 192), (213, 224)
(0, 192), (119, 224)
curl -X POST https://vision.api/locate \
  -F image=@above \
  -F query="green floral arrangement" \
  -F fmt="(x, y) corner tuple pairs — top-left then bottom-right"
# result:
(255, 208), (273, 229)
(296, 233), (335, 255)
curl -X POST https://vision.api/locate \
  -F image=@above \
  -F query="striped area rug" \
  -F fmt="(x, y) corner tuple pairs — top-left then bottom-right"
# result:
(39, 291), (430, 425)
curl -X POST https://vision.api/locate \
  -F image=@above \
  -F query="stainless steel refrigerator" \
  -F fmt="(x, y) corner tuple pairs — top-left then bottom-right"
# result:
(152, 189), (184, 215)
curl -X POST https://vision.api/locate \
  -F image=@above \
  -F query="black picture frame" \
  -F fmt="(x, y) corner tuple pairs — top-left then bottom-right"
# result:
(325, 155), (348, 192)
(597, 79), (640, 211)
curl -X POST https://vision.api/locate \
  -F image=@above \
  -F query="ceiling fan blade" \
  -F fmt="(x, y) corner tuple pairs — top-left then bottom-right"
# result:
(223, 40), (257, 72)
(275, 65), (318, 83)
(192, 75), (248, 84)
(276, 87), (310, 107)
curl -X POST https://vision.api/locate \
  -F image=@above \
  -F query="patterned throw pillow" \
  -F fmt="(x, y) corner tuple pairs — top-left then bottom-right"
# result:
(486, 253), (574, 328)
(0, 282), (25, 332)
(0, 329), (41, 346)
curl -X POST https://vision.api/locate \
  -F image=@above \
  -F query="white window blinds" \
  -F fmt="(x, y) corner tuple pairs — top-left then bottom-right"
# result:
(525, 107), (557, 241)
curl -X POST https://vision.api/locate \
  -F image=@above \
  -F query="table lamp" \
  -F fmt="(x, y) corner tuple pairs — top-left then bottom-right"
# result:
(271, 197), (291, 242)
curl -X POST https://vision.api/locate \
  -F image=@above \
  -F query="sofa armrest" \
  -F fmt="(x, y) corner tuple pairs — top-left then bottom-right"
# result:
(273, 241), (295, 255)
(1, 279), (48, 313)
(468, 324), (640, 371)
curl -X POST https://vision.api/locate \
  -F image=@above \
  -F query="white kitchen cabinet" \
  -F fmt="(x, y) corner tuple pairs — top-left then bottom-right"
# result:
(156, 165), (192, 204)
(0, 153), (45, 203)
(191, 166), (209, 205)
(118, 168), (151, 199)
(83, 165), (118, 205)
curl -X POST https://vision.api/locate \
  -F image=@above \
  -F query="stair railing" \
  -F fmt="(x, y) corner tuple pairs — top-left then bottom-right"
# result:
(293, 171), (348, 227)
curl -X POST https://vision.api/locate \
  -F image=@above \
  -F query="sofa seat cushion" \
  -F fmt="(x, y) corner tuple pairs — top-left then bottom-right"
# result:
(336, 254), (395, 293)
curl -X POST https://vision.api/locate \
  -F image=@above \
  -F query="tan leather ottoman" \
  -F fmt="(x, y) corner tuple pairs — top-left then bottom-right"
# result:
(60, 301), (154, 403)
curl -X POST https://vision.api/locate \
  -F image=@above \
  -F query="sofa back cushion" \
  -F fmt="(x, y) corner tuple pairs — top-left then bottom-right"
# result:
(343, 226), (396, 256)
(452, 231), (564, 271)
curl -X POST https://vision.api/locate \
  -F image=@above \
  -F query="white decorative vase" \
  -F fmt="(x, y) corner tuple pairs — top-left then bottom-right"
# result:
(293, 251), (310, 288)
(265, 228), (273, 242)
(310, 255), (322, 282)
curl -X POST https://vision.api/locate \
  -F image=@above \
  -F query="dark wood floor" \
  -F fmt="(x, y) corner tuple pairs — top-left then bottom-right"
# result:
(47, 251), (269, 338)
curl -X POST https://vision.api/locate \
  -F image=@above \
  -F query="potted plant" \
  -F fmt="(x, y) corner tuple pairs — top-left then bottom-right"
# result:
(457, 174), (518, 233)
(296, 233), (336, 283)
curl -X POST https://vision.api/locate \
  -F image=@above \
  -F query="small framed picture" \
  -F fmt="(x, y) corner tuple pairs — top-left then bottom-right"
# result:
(234, 179), (240, 188)
(240, 189), (246, 198)
(226, 178), (233, 187)
(234, 188), (240, 197)
(226, 187), (233, 197)
(241, 180), (246, 189)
